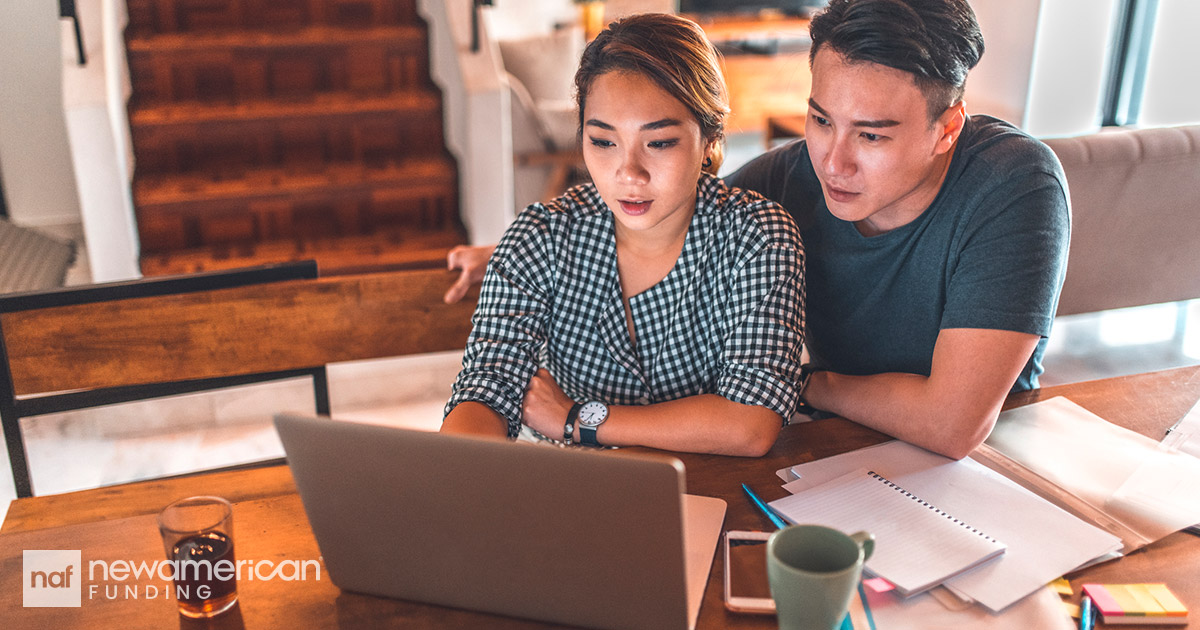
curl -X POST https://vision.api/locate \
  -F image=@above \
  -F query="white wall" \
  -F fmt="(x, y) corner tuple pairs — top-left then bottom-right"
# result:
(966, 0), (1042, 126)
(1024, 0), (1119, 137)
(0, 3), (83, 227)
(63, 0), (141, 282)
(419, 0), (514, 245)
(1140, 0), (1200, 127)
(483, 0), (579, 40)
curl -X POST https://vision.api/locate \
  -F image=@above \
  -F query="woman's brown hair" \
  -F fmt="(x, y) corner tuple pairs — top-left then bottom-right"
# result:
(575, 13), (729, 174)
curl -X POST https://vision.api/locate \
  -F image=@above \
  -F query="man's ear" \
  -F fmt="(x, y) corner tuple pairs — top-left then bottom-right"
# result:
(934, 101), (967, 155)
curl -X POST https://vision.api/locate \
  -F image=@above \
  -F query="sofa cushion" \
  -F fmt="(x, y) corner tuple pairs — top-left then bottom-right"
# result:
(1046, 124), (1200, 316)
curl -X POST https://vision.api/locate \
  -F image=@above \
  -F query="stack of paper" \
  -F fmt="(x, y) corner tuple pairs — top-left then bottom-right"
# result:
(775, 440), (1123, 612)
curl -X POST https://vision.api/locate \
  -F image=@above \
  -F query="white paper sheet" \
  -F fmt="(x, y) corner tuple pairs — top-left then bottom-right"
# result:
(1163, 396), (1200, 459)
(865, 583), (1075, 630)
(987, 397), (1200, 544)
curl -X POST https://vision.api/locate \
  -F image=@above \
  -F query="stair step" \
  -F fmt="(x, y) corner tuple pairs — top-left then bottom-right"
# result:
(131, 92), (444, 175)
(126, 0), (420, 37)
(131, 91), (438, 127)
(127, 24), (424, 52)
(127, 25), (431, 106)
(134, 159), (458, 252)
(139, 229), (464, 278)
(135, 158), (454, 206)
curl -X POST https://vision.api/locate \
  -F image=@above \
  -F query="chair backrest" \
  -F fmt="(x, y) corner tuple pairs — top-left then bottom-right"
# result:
(1045, 124), (1200, 316)
(0, 263), (478, 497)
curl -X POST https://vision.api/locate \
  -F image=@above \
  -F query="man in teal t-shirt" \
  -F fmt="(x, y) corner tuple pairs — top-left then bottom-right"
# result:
(725, 0), (1069, 459)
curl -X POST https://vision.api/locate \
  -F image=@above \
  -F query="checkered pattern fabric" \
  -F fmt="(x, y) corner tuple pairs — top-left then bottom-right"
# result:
(446, 173), (806, 438)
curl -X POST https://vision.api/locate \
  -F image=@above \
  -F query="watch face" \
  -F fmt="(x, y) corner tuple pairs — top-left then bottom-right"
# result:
(578, 401), (608, 427)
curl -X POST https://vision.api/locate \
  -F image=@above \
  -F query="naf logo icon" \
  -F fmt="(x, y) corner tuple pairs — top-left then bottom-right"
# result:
(23, 550), (82, 607)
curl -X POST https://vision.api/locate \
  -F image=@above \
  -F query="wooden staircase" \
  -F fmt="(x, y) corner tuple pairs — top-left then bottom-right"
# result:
(125, 0), (465, 276)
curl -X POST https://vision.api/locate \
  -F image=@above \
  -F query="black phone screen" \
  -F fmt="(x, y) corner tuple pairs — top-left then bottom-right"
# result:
(727, 536), (772, 600)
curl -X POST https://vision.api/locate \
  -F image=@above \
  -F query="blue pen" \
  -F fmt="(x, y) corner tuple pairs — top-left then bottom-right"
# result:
(741, 483), (793, 529)
(857, 582), (878, 630)
(740, 484), (877, 630)
(1080, 594), (1095, 630)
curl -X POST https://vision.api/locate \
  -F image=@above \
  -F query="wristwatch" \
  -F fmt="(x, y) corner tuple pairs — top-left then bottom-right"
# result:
(576, 401), (609, 447)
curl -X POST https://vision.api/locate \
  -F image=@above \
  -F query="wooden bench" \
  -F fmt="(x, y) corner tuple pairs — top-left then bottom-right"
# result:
(0, 262), (477, 497)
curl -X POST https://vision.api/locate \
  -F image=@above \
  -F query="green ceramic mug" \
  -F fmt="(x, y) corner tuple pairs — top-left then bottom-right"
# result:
(766, 525), (875, 630)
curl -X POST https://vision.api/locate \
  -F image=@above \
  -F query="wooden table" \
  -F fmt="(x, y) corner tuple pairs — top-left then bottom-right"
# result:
(4, 365), (1199, 629)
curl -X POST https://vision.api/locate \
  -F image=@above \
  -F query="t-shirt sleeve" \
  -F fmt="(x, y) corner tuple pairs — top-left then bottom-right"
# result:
(713, 203), (807, 423)
(724, 141), (802, 202)
(940, 166), (1071, 337)
(444, 205), (556, 437)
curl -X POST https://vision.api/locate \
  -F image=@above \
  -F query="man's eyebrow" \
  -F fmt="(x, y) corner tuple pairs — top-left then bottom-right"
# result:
(808, 98), (901, 128)
(583, 118), (683, 131)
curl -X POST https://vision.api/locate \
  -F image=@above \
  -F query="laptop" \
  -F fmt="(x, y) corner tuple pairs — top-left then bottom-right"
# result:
(273, 413), (727, 630)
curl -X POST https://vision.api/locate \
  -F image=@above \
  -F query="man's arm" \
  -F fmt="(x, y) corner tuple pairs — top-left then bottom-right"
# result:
(444, 244), (497, 304)
(804, 328), (1040, 460)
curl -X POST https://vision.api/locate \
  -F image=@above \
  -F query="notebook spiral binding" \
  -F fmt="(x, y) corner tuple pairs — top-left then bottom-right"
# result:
(866, 470), (1002, 545)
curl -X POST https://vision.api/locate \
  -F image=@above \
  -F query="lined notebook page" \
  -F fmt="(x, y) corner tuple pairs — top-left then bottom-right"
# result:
(769, 468), (1006, 596)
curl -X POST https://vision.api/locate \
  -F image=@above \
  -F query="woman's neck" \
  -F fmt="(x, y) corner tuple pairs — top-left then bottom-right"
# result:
(613, 206), (694, 260)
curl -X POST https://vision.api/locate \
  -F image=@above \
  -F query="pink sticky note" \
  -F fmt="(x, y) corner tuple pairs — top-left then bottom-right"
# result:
(864, 577), (895, 593)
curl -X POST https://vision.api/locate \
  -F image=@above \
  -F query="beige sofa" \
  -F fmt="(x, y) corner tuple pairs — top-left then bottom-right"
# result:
(1044, 124), (1200, 316)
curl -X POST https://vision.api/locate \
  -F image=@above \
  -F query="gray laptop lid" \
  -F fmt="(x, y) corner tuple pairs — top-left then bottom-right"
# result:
(274, 413), (725, 630)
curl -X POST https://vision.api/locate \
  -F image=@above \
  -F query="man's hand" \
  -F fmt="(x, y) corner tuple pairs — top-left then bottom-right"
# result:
(523, 369), (576, 439)
(443, 244), (496, 304)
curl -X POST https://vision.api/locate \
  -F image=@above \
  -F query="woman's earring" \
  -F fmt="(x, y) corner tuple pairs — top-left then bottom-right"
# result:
(702, 157), (713, 169)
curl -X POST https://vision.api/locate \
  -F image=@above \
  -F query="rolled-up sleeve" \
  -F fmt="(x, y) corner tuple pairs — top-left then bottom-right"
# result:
(714, 206), (806, 423)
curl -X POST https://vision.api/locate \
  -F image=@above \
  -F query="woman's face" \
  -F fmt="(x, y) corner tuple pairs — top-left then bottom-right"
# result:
(581, 71), (711, 242)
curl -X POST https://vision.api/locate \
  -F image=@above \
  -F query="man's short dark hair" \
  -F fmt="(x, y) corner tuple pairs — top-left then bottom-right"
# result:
(809, 0), (985, 121)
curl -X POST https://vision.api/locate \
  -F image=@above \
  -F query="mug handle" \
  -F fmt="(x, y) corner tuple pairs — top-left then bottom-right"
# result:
(849, 531), (875, 562)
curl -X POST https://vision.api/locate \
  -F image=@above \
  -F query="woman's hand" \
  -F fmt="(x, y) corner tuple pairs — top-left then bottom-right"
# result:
(443, 244), (496, 304)
(523, 369), (576, 439)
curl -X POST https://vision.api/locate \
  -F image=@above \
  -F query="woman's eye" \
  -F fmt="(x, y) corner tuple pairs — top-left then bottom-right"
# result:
(648, 139), (679, 149)
(588, 137), (614, 148)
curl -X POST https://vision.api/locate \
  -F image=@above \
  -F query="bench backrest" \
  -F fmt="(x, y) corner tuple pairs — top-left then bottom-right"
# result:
(1046, 124), (1200, 316)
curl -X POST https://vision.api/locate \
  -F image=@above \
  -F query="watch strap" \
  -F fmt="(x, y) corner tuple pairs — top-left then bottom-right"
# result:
(564, 402), (582, 445)
(580, 424), (601, 447)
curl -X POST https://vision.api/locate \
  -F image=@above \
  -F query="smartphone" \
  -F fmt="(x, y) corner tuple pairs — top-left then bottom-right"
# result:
(723, 530), (775, 614)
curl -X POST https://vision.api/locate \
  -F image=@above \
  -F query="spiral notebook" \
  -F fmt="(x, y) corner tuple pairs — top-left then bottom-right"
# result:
(768, 468), (1006, 597)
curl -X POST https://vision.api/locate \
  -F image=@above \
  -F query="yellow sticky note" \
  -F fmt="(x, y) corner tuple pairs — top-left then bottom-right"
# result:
(1108, 584), (1147, 615)
(1050, 578), (1073, 596)
(1126, 584), (1167, 616)
(1063, 602), (1080, 619)
(1145, 583), (1189, 616)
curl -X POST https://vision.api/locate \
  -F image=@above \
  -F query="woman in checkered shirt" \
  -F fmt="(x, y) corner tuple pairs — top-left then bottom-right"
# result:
(441, 14), (805, 456)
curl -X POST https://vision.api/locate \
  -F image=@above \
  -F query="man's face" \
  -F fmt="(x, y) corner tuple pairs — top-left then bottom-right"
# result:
(805, 48), (964, 236)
